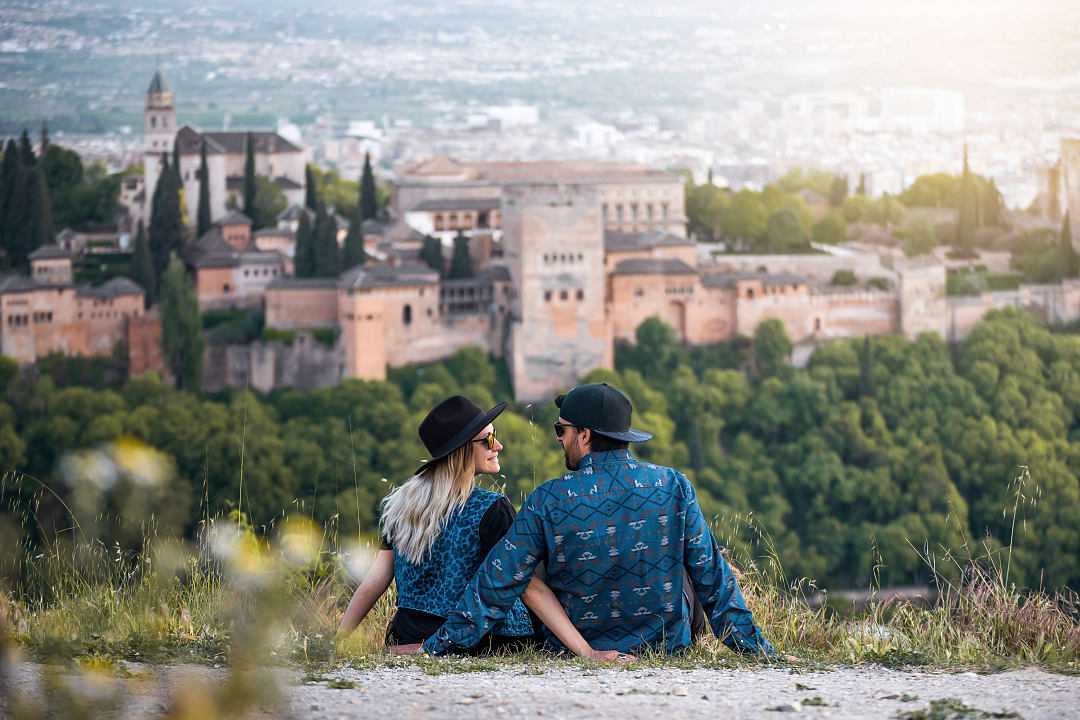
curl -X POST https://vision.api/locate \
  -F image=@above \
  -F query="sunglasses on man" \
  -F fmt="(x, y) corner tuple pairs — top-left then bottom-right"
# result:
(472, 428), (499, 451)
(552, 422), (578, 438)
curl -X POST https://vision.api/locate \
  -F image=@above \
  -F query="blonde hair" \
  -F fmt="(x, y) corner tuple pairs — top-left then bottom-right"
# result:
(379, 443), (476, 564)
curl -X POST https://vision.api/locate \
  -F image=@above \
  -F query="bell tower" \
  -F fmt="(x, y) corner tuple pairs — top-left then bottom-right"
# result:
(144, 70), (175, 154)
(142, 70), (177, 224)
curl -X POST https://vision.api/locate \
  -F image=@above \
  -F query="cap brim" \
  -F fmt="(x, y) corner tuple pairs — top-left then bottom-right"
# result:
(554, 393), (566, 408)
(591, 427), (653, 443)
(414, 401), (507, 475)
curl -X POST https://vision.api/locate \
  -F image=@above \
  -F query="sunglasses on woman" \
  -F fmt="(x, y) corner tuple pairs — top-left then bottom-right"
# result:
(472, 428), (498, 451)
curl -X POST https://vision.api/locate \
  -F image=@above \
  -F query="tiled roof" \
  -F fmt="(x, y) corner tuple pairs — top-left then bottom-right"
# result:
(175, 126), (226, 156)
(339, 263), (438, 290)
(411, 197), (501, 213)
(699, 272), (808, 288)
(277, 204), (312, 222)
(147, 70), (168, 95)
(202, 131), (302, 155)
(0, 274), (41, 294)
(29, 245), (72, 261)
(611, 258), (697, 276)
(267, 277), (339, 291)
(219, 211), (252, 226)
(273, 176), (303, 190)
(604, 230), (693, 253)
(77, 277), (143, 299)
(398, 157), (677, 185)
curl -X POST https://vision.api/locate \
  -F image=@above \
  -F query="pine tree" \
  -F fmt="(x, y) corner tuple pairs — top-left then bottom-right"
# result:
(159, 252), (203, 391)
(18, 129), (34, 166)
(420, 235), (444, 276)
(304, 164), (318, 211)
(956, 144), (976, 252)
(243, 132), (257, 224)
(132, 220), (156, 307)
(149, 154), (185, 284)
(312, 203), (340, 277)
(293, 209), (315, 277)
(448, 231), (473, 279)
(360, 152), (377, 221)
(196, 140), (212, 238)
(1061, 213), (1079, 279)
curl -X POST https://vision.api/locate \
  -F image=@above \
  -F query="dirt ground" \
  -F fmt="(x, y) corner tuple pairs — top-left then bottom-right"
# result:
(4, 662), (1078, 719)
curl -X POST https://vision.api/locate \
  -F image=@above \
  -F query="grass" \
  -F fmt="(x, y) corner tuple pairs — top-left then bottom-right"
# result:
(1, 464), (1079, 717)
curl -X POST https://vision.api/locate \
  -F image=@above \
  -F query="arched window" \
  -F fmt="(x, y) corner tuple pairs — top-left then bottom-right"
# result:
(403, 304), (412, 325)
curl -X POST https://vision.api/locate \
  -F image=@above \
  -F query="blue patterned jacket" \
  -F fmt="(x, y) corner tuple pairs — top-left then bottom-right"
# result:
(394, 487), (533, 637)
(422, 450), (776, 656)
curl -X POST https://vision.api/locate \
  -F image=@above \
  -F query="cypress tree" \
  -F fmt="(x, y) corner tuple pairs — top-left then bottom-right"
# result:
(448, 231), (473, 279)
(313, 203), (339, 277)
(172, 133), (182, 184)
(856, 173), (867, 196)
(26, 166), (53, 255)
(304, 164), (318, 211)
(1061, 213), (1079, 279)
(196, 140), (212, 238)
(342, 204), (368, 271)
(0, 139), (20, 266)
(159, 252), (203, 391)
(132, 220), (156, 307)
(293, 210), (315, 277)
(706, 168), (714, 186)
(39, 122), (49, 154)
(18, 129), (34, 166)
(956, 144), (976, 252)
(149, 154), (184, 284)
(242, 132), (257, 222)
(420, 235), (444, 276)
(4, 166), (32, 269)
(360, 152), (377, 221)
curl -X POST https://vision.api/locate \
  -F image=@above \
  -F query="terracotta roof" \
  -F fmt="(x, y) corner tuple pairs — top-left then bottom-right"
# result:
(611, 258), (697, 276)
(604, 230), (693, 253)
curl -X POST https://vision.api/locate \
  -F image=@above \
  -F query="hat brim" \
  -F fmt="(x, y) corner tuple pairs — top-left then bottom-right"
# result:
(554, 393), (651, 443)
(591, 427), (653, 443)
(414, 401), (507, 475)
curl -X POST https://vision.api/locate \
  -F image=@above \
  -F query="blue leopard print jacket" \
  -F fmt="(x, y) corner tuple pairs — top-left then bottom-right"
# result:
(393, 487), (534, 637)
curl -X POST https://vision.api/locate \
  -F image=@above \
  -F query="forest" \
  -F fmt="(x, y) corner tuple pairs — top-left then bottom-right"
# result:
(1, 308), (1078, 594)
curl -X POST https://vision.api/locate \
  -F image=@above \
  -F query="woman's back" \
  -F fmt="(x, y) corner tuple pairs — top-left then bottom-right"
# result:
(389, 487), (533, 638)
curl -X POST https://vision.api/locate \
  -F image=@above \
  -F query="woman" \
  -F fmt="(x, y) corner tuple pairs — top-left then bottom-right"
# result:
(338, 395), (622, 660)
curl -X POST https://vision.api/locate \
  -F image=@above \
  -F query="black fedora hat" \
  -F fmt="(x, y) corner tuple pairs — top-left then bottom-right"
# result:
(416, 395), (506, 474)
(554, 383), (652, 443)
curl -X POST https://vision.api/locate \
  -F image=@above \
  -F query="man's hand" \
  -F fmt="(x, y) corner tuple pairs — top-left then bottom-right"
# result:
(390, 643), (423, 655)
(588, 649), (636, 663)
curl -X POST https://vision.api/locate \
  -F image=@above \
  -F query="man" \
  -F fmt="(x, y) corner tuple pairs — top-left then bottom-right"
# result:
(422, 382), (776, 657)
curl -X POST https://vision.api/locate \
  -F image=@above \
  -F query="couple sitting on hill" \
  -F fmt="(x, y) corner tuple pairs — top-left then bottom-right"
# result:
(338, 383), (776, 660)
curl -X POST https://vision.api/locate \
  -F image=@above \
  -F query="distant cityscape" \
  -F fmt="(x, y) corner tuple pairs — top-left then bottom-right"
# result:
(3, 0), (1080, 209)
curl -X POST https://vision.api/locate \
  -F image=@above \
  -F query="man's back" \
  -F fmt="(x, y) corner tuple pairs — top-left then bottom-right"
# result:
(535, 449), (694, 652)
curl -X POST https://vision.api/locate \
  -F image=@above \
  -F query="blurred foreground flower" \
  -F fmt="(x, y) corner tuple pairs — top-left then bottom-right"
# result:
(278, 516), (321, 567)
(59, 449), (116, 492)
(111, 436), (169, 487)
(338, 540), (377, 583)
(58, 437), (172, 492)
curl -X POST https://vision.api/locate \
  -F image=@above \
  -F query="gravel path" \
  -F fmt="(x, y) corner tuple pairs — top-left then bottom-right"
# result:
(5, 662), (1078, 719)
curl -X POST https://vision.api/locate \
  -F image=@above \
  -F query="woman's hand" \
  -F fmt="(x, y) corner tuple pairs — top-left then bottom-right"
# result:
(390, 643), (423, 655)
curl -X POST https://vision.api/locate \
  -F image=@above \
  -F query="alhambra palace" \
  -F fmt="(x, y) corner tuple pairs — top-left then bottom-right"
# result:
(4, 73), (1080, 400)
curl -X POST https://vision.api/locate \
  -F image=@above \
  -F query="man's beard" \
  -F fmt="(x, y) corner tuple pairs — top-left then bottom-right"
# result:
(563, 448), (578, 471)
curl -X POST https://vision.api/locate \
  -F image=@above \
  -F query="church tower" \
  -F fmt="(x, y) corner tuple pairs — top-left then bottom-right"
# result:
(142, 70), (177, 225)
(144, 70), (175, 154)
